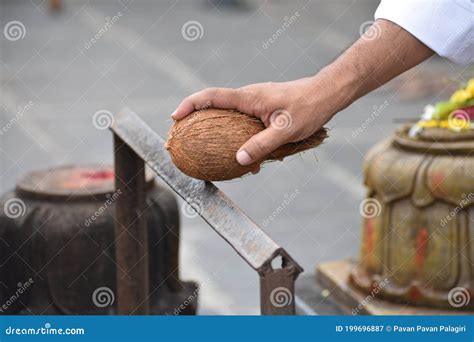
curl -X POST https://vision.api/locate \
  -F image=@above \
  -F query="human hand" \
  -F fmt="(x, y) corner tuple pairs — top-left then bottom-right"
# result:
(172, 76), (336, 166)
(172, 19), (435, 168)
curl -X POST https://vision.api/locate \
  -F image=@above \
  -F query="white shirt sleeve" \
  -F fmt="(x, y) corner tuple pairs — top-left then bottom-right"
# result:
(374, 0), (474, 65)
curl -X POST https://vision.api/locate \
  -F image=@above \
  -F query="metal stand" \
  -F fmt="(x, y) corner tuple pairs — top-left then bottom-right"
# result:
(111, 108), (303, 315)
(113, 135), (150, 314)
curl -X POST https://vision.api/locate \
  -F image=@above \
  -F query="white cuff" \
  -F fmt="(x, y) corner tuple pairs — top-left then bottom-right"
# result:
(375, 0), (474, 65)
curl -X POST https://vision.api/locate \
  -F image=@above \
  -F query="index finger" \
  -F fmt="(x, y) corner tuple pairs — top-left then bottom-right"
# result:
(171, 87), (244, 120)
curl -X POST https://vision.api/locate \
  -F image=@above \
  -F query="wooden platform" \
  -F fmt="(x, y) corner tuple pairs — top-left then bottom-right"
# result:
(314, 259), (472, 315)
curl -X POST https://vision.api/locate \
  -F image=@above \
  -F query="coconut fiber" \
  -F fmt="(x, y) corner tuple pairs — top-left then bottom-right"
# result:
(165, 108), (328, 181)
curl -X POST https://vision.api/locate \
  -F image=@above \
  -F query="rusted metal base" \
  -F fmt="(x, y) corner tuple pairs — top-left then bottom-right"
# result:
(259, 253), (301, 315)
(315, 259), (474, 315)
(114, 135), (150, 314)
(0, 164), (197, 315)
(15, 281), (198, 315)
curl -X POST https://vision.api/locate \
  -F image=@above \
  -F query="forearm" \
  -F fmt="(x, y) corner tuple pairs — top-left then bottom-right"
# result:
(312, 19), (434, 118)
(172, 20), (435, 166)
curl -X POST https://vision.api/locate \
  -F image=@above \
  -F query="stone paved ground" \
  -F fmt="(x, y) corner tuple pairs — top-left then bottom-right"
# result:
(1, 0), (471, 314)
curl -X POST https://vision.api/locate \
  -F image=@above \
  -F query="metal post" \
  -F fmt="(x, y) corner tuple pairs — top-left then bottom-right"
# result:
(259, 256), (298, 315)
(113, 134), (150, 314)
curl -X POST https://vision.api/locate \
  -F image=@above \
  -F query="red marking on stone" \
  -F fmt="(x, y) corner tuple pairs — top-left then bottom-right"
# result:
(80, 170), (115, 181)
(416, 229), (429, 269)
(61, 169), (115, 190)
(431, 172), (448, 195)
(409, 285), (422, 301)
(431, 172), (444, 187)
(365, 218), (375, 267)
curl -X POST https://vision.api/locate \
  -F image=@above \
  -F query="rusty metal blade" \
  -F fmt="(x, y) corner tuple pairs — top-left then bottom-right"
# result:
(110, 108), (303, 275)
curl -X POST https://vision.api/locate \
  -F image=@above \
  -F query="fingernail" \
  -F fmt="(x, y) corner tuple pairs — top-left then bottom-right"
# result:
(236, 150), (252, 165)
(171, 110), (177, 118)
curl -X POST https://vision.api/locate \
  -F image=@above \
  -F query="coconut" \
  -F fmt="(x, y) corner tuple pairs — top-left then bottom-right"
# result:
(165, 109), (328, 181)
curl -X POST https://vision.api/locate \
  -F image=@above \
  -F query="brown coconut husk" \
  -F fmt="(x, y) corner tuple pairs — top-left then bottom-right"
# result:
(165, 108), (328, 181)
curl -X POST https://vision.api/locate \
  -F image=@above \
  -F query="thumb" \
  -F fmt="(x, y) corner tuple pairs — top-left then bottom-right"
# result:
(236, 127), (287, 166)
